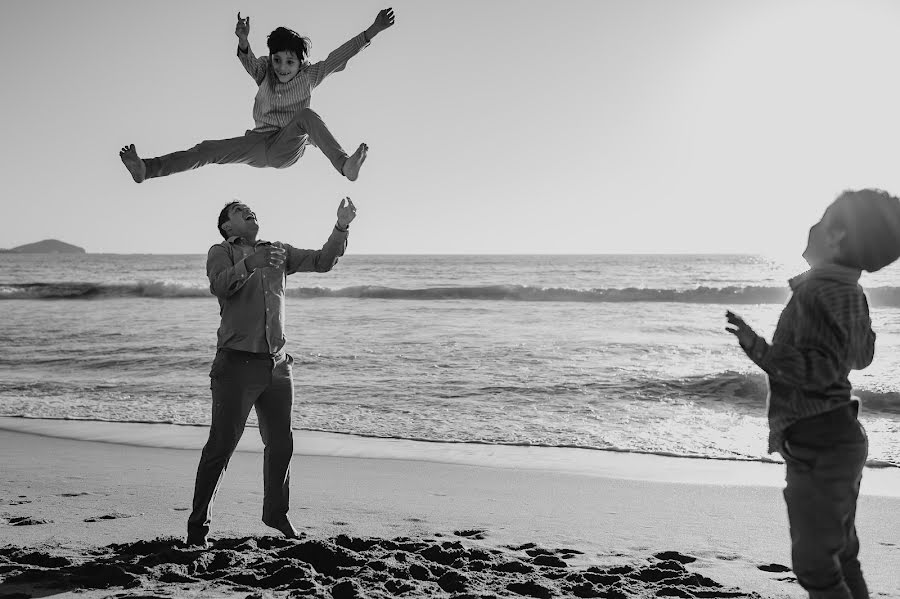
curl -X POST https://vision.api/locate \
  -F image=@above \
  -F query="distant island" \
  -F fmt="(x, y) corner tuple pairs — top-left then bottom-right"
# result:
(0, 239), (86, 254)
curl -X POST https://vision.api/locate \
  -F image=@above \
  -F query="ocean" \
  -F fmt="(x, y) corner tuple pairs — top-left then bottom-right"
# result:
(2, 253), (899, 467)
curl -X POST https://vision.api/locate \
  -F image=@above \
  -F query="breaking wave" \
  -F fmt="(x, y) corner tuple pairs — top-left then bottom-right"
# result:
(5, 282), (900, 306)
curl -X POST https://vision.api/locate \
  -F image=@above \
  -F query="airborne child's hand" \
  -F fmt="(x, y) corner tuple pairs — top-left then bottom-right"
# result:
(368, 8), (395, 38)
(235, 12), (250, 44)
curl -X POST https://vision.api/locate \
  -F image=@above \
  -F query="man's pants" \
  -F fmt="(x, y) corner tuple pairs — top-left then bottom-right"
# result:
(145, 107), (348, 179)
(781, 425), (869, 599)
(187, 349), (295, 541)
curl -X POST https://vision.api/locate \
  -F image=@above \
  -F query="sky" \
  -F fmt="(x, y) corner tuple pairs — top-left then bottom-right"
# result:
(3, 0), (900, 257)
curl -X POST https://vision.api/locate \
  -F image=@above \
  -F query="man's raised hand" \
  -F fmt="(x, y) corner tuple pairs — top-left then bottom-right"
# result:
(337, 198), (358, 229)
(236, 12), (250, 43)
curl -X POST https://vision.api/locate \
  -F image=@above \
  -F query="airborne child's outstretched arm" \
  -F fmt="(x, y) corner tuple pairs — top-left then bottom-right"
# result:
(304, 8), (396, 89)
(234, 12), (267, 85)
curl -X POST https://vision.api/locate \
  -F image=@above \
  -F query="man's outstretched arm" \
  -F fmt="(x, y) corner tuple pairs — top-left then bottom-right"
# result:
(286, 198), (358, 274)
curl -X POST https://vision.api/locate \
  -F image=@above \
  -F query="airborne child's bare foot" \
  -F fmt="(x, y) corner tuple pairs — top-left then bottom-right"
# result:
(341, 143), (368, 181)
(119, 144), (146, 183)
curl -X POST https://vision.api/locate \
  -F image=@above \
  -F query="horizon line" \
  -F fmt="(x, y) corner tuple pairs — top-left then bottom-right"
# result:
(3, 251), (778, 257)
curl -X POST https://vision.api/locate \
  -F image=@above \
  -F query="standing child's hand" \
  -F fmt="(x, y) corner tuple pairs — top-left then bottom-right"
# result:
(725, 310), (758, 352)
(235, 12), (250, 42)
(371, 8), (395, 35)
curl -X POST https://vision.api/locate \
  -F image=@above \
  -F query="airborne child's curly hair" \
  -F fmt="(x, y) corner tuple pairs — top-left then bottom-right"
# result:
(267, 27), (310, 62)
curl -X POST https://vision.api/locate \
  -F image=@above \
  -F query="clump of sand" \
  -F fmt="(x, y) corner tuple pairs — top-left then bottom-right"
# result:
(0, 532), (762, 598)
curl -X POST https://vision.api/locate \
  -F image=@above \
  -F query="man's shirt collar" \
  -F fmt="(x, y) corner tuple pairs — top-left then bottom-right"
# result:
(227, 236), (269, 246)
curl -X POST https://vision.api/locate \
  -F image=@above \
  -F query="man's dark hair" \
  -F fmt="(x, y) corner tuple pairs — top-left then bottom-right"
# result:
(217, 201), (241, 239)
(832, 188), (900, 272)
(267, 27), (310, 61)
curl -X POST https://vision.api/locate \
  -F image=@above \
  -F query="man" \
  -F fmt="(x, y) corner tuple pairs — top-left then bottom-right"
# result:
(187, 196), (357, 548)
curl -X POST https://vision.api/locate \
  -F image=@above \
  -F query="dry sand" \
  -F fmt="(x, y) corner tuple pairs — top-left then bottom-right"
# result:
(1, 417), (898, 598)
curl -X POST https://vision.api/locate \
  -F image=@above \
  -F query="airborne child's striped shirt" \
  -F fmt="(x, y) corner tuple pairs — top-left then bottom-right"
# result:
(237, 32), (370, 134)
(741, 264), (875, 453)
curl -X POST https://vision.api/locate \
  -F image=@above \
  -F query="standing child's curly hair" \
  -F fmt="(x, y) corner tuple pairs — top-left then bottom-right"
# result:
(267, 27), (311, 62)
(832, 188), (900, 272)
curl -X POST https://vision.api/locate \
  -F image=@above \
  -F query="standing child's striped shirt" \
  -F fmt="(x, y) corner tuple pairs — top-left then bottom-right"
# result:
(237, 32), (370, 133)
(740, 264), (875, 453)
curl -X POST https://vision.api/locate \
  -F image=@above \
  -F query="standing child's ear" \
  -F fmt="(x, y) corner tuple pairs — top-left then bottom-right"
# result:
(828, 226), (847, 257)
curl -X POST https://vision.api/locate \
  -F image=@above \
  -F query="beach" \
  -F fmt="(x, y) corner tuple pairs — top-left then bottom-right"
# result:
(8, 0), (900, 594)
(2, 417), (899, 598)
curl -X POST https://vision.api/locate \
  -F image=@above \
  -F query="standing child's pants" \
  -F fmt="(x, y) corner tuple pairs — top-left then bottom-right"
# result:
(780, 423), (869, 599)
(144, 107), (348, 179)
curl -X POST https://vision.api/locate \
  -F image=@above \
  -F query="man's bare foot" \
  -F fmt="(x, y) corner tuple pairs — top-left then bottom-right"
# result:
(341, 143), (368, 181)
(185, 536), (209, 550)
(119, 144), (146, 183)
(263, 516), (299, 538)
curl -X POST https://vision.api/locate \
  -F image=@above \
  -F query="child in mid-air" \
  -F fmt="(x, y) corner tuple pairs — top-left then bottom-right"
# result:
(120, 8), (395, 184)
(726, 189), (900, 599)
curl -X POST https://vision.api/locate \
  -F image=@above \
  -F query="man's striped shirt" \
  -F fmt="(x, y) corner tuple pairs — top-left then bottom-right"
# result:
(237, 32), (369, 133)
(742, 264), (875, 453)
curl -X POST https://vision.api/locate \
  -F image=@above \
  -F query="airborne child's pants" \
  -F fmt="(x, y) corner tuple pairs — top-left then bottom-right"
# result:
(780, 417), (869, 599)
(144, 107), (348, 179)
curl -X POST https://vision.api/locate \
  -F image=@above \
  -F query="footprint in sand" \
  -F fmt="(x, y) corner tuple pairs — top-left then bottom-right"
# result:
(453, 529), (486, 540)
(84, 512), (134, 522)
(557, 548), (585, 560)
(758, 563), (792, 573)
(505, 542), (538, 551)
(715, 553), (740, 561)
(653, 550), (697, 564)
(1, 499), (31, 506)
(7, 516), (53, 526)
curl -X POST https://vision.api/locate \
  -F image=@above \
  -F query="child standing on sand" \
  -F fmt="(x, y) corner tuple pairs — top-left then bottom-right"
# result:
(726, 189), (900, 599)
(120, 8), (395, 184)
